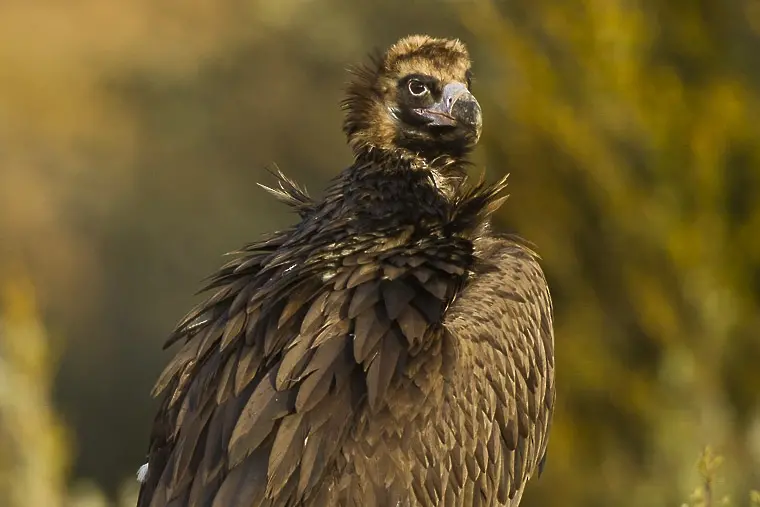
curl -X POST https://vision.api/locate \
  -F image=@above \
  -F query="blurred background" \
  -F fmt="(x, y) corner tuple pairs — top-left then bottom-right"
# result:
(1, 0), (759, 506)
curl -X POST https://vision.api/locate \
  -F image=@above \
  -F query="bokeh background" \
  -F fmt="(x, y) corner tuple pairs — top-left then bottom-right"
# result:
(1, 0), (759, 506)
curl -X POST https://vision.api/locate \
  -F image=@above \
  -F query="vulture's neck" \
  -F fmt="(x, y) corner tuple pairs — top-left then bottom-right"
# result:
(353, 146), (468, 194)
(335, 147), (468, 231)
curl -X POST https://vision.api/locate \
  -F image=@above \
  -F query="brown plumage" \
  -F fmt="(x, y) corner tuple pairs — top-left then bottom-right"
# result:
(137, 34), (555, 507)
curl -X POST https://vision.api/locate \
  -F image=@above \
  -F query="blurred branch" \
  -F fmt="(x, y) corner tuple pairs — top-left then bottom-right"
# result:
(0, 268), (69, 507)
(682, 447), (736, 507)
(0, 267), (141, 507)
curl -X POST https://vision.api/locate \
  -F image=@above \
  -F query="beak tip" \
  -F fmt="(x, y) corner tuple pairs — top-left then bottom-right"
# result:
(417, 81), (482, 139)
(450, 95), (482, 134)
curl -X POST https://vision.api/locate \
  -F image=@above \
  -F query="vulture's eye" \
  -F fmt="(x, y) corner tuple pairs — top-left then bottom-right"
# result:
(407, 79), (429, 96)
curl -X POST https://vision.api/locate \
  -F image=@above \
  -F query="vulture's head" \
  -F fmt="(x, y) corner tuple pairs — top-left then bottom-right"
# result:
(343, 35), (481, 160)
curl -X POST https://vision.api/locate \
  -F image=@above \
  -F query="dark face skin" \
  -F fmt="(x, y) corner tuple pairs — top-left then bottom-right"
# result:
(393, 72), (482, 159)
(341, 36), (482, 159)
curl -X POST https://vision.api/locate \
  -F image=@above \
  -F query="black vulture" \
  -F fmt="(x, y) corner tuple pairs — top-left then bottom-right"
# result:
(136, 34), (555, 507)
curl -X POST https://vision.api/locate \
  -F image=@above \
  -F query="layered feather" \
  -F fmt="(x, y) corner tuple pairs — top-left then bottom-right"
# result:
(138, 34), (555, 507)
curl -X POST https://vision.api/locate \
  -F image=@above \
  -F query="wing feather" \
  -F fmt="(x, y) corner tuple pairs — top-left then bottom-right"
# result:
(138, 164), (552, 507)
(443, 236), (555, 506)
(138, 224), (466, 507)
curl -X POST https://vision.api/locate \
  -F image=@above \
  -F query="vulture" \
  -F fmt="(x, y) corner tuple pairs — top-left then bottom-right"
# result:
(137, 35), (555, 507)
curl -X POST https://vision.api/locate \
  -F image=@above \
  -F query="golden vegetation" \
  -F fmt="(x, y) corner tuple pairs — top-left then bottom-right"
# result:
(681, 447), (760, 507)
(0, 272), (68, 507)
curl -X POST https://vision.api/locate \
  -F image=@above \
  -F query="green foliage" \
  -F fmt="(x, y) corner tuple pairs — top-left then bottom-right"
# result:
(459, 0), (760, 505)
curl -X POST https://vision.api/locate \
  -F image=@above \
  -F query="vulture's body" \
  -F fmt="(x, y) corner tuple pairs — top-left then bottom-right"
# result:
(137, 36), (555, 507)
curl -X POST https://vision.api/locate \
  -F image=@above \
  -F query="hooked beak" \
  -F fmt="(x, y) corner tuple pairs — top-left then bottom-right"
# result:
(416, 81), (482, 136)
